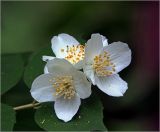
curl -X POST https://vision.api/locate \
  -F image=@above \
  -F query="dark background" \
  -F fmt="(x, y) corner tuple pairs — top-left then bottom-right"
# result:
(1, 1), (159, 131)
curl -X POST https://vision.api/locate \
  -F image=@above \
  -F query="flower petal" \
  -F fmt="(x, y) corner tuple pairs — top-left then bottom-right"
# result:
(42, 56), (55, 62)
(51, 33), (79, 58)
(43, 56), (55, 74)
(44, 65), (49, 74)
(103, 42), (131, 73)
(73, 71), (91, 99)
(83, 64), (96, 85)
(54, 94), (81, 122)
(101, 35), (108, 47)
(46, 58), (76, 75)
(85, 33), (103, 63)
(95, 74), (128, 97)
(74, 60), (84, 69)
(30, 74), (56, 102)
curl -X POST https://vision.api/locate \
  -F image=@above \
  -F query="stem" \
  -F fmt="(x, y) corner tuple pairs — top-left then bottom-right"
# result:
(13, 102), (41, 111)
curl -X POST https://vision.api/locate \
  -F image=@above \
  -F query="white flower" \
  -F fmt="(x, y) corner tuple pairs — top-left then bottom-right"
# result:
(83, 33), (131, 97)
(30, 58), (91, 122)
(43, 33), (85, 70)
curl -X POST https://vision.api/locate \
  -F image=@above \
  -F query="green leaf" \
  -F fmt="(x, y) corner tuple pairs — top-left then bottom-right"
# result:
(1, 54), (24, 94)
(1, 103), (16, 131)
(35, 94), (106, 131)
(24, 46), (53, 89)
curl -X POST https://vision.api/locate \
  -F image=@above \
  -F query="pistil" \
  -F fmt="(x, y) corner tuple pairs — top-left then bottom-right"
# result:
(50, 75), (75, 99)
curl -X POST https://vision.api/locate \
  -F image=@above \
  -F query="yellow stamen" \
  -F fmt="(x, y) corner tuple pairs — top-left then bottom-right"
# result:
(65, 44), (85, 64)
(50, 75), (75, 99)
(93, 51), (116, 76)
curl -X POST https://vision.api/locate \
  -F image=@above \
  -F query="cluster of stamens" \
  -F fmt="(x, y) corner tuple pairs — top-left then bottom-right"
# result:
(61, 45), (85, 64)
(93, 51), (116, 76)
(49, 75), (75, 99)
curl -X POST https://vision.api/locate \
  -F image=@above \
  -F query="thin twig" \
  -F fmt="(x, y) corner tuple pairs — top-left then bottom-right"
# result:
(13, 102), (41, 111)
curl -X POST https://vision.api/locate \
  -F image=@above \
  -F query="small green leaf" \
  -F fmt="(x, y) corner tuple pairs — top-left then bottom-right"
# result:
(1, 54), (24, 94)
(1, 103), (16, 131)
(35, 94), (106, 131)
(24, 46), (53, 88)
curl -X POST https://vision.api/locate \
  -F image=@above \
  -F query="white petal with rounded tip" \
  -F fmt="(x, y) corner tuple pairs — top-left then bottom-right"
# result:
(85, 33), (103, 63)
(42, 56), (55, 62)
(46, 58), (76, 75)
(51, 33), (79, 58)
(83, 64), (96, 85)
(103, 42), (131, 73)
(101, 35), (108, 47)
(73, 71), (91, 99)
(95, 74), (128, 97)
(30, 74), (56, 102)
(54, 94), (81, 122)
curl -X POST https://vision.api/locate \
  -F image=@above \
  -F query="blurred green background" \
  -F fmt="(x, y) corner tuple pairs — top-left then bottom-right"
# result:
(1, 1), (159, 131)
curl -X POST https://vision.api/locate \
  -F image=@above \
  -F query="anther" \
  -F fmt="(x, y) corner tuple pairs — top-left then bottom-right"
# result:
(64, 44), (85, 64)
(61, 49), (64, 52)
(93, 52), (116, 76)
(51, 75), (75, 99)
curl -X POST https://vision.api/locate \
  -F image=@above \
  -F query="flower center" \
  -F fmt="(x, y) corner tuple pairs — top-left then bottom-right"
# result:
(93, 51), (116, 76)
(61, 45), (85, 64)
(50, 75), (75, 99)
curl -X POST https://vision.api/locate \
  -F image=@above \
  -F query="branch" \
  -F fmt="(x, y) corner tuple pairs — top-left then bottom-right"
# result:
(13, 101), (41, 111)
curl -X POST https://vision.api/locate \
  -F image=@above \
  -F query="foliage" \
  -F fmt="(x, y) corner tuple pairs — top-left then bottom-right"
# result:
(1, 54), (24, 95)
(35, 94), (106, 131)
(24, 46), (52, 88)
(1, 103), (16, 131)
(1, 47), (106, 131)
